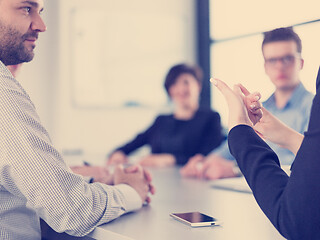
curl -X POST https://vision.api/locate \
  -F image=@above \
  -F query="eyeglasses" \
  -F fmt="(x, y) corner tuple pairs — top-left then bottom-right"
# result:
(264, 55), (300, 67)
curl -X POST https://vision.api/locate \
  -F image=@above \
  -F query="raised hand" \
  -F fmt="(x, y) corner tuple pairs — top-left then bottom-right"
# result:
(254, 107), (303, 155)
(238, 84), (263, 125)
(210, 78), (262, 129)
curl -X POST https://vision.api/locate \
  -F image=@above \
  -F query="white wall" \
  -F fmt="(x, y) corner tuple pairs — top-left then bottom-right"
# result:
(17, 0), (59, 136)
(19, 0), (196, 163)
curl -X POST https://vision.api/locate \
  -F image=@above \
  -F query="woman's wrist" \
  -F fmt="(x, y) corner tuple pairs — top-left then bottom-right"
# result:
(284, 129), (304, 155)
(228, 119), (252, 131)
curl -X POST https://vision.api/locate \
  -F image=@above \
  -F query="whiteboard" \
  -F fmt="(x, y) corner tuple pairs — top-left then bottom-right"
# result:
(69, 6), (192, 108)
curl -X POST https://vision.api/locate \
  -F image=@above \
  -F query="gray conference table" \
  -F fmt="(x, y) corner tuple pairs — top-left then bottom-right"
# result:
(87, 166), (285, 240)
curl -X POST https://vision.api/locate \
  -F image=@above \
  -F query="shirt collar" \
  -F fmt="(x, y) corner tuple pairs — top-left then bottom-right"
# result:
(0, 61), (12, 77)
(289, 82), (308, 107)
(0, 60), (6, 70)
(263, 82), (306, 110)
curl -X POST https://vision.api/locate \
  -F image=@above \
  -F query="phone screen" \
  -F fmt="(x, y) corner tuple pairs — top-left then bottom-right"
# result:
(170, 212), (217, 227)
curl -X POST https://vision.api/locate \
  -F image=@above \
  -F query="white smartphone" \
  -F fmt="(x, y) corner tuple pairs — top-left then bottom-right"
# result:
(170, 212), (219, 227)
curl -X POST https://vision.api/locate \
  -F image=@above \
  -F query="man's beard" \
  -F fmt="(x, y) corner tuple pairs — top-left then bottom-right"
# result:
(0, 22), (37, 66)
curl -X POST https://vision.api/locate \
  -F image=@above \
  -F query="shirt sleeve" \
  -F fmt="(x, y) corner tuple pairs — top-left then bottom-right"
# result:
(114, 184), (143, 211)
(0, 75), (142, 237)
(228, 87), (320, 240)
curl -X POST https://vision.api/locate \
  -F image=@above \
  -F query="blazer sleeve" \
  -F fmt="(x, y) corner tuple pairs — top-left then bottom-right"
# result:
(198, 111), (225, 155)
(228, 82), (320, 239)
(115, 116), (160, 155)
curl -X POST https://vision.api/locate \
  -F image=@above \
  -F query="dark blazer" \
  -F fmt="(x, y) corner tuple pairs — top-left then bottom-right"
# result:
(228, 67), (320, 240)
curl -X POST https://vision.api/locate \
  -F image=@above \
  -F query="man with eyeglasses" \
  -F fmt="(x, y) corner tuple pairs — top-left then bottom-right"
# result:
(181, 27), (314, 179)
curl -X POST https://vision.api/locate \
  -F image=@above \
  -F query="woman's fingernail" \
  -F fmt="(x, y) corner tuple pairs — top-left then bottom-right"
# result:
(210, 78), (217, 86)
(255, 95), (260, 100)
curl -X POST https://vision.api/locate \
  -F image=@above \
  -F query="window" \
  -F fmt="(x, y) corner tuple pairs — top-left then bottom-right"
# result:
(209, 0), (320, 126)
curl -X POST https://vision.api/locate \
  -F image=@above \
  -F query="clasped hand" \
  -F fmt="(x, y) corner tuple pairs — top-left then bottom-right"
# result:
(113, 164), (155, 204)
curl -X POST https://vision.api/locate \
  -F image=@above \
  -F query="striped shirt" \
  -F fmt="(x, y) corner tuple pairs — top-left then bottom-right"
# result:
(0, 61), (142, 239)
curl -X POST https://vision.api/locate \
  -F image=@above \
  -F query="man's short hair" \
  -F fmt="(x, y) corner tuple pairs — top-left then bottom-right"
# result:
(262, 27), (302, 53)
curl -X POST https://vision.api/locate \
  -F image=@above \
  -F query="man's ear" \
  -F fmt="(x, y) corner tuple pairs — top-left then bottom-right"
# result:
(300, 58), (304, 70)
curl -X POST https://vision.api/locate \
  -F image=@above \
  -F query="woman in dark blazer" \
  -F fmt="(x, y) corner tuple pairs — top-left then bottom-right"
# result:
(108, 64), (224, 167)
(211, 67), (320, 240)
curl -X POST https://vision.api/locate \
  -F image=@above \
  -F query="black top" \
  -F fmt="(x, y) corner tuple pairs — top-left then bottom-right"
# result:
(228, 66), (320, 240)
(116, 109), (225, 165)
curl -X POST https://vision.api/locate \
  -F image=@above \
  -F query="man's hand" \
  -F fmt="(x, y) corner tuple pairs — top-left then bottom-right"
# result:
(200, 155), (238, 180)
(180, 154), (204, 178)
(107, 151), (128, 165)
(113, 164), (155, 204)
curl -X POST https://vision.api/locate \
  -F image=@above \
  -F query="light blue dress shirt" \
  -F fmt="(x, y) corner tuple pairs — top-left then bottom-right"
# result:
(213, 82), (314, 166)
